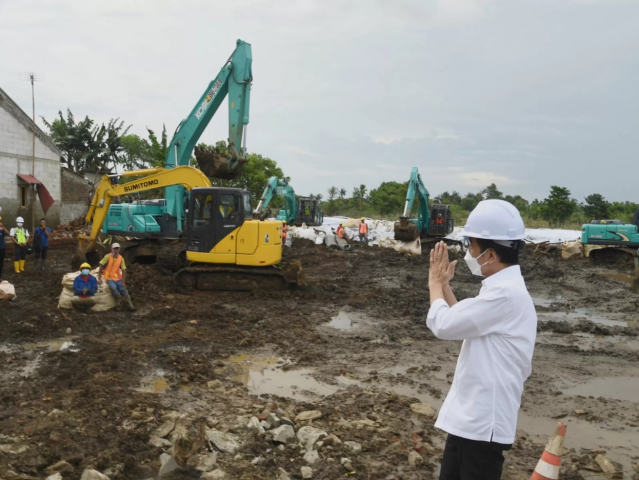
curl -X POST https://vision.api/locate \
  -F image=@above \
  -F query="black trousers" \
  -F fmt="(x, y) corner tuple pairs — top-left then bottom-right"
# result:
(0, 249), (5, 278)
(440, 434), (511, 480)
(35, 246), (49, 260)
(13, 245), (27, 261)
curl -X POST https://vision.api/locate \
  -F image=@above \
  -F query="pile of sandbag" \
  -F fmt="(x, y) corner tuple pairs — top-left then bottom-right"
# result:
(58, 268), (118, 312)
(0, 281), (16, 301)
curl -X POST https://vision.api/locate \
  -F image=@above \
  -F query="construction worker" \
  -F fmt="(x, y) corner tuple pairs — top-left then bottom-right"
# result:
(0, 211), (6, 281)
(435, 213), (445, 225)
(10, 217), (29, 273)
(98, 243), (136, 311)
(426, 200), (536, 480)
(358, 217), (368, 244)
(71, 263), (98, 311)
(281, 220), (288, 245)
(336, 221), (347, 240)
(33, 218), (51, 270)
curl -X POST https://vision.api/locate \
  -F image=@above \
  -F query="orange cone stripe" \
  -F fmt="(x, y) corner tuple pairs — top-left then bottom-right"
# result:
(540, 450), (561, 466)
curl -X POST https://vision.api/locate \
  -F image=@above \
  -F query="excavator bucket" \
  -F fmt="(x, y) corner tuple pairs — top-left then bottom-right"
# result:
(195, 147), (248, 180)
(394, 217), (420, 242)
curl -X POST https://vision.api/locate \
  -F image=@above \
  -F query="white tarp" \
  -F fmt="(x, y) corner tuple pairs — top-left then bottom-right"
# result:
(58, 268), (118, 312)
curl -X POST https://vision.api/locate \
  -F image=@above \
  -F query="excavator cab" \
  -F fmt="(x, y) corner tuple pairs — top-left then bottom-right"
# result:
(429, 204), (454, 237)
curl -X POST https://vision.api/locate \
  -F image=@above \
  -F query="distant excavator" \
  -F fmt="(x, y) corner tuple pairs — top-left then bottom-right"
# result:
(581, 209), (639, 270)
(253, 177), (323, 226)
(393, 167), (454, 242)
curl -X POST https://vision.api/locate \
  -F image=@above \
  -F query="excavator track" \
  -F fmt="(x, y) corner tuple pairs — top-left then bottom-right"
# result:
(174, 260), (306, 294)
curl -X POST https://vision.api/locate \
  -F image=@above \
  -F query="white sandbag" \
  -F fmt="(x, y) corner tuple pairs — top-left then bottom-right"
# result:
(395, 238), (422, 256)
(343, 218), (360, 229)
(58, 268), (118, 312)
(377, 237), (399, 249)
(0, 280), (17, 301)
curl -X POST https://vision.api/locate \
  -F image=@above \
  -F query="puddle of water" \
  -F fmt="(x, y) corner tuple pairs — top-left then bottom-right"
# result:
(24, 337), (78, 352)
(328, 311), (354, 330)
(597, 272), (639, 293)
(136, 369), (171, 393)
(539, 310), (627, 328)
(561, 377), (639, 402)
(532, 296), (564, 308)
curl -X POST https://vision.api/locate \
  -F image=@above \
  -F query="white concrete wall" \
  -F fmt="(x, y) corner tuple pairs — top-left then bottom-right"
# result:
(0, 105), (61, 226)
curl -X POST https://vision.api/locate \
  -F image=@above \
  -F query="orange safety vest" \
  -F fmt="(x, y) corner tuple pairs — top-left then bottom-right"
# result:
(282, 225), (288, 240)
(359, 222), (368, 234)
(104, 254), (123, 281)
(436, 217), (444, 225)
(337, 226), (345, 238)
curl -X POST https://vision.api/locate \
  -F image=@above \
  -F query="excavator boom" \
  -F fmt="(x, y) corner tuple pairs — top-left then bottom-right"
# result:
(253, 177), (297, 223)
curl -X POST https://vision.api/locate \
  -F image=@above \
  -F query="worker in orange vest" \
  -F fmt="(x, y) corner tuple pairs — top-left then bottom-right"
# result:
(336, 221), (349, 242)
(282, 220), (289, 246)
(359, 217), (369, 244)
(98, 243), (135, 311)
(435, 213), (445, 225)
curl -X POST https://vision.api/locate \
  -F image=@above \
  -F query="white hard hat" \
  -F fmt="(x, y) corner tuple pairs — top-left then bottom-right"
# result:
(112, 242), (121, 249)
(16, 216), (24, 223)
(463, 200), (525, 241)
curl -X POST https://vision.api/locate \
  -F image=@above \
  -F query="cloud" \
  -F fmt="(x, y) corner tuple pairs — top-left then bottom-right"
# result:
(459, 172), (511, 187)
(279, 145), (320, 157)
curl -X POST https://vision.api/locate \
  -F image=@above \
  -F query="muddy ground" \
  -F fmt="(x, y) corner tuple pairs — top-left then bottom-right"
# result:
(1, 240), (638, 480)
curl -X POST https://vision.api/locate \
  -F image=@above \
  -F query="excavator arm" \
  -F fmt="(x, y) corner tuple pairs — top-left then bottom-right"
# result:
(253, 177), (297, 223)
(163, 39), (253, 224)
(80, 166), (212, 250)
(394, 168), (430, 241)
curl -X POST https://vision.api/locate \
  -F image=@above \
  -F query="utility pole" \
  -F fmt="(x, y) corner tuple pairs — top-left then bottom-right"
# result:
(21, 72), (41, 236)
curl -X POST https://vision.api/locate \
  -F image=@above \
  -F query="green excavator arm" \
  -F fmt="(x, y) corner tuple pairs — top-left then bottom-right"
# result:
(253, 177), (297, 223)
(164, 39), (253, 227)
(394, 167), (430, 241)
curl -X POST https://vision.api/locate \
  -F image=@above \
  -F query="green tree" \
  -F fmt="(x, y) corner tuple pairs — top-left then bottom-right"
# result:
(504, 194), (529, 213)
(369, 181), (408, 215)
(542, 186), (576, 225)
(339, 188), (347, 200)
(482, 183), (503, 200)
(146, 125), (169, 167)
(352, 184), (367, 210)
(461, 192), (481, 211)
(119, 134), (152, 170)
(43, 109), (131, 173)
(583, 194), (610, 220)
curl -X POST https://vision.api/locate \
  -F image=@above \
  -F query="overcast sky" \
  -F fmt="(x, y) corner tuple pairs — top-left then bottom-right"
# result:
(1, 0), (637, 202)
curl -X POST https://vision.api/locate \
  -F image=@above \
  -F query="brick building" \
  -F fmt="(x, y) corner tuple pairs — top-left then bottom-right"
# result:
(0, 87), (61, 228)
(60, 168), (91, 224)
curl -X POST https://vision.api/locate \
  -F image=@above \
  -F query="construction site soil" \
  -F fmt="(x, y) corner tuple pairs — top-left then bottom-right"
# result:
(1, 241), (638, 480)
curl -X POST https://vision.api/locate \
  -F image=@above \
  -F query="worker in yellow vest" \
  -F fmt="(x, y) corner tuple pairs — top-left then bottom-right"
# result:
(10, 216), (29, 273)
(98, 243), (135, 311)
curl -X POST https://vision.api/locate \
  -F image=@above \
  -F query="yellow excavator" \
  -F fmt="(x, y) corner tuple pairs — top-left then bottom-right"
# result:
(78, 166), (304, 292)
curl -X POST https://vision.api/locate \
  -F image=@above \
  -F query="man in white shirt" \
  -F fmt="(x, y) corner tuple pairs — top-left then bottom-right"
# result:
(427, 200), (537, 480)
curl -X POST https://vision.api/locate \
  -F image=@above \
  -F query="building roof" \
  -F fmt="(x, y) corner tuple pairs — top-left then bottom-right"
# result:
(0, 87), (61, 156)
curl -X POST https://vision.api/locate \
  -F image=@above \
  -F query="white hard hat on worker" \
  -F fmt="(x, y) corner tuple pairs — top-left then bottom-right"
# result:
(462, 200), (525, 276)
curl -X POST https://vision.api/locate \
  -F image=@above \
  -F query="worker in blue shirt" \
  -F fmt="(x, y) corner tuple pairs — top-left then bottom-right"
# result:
(71, 263), (98, 311)
(33, 218), (51, 270)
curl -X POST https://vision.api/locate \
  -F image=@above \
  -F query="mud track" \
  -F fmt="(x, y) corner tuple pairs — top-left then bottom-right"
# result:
(1, 241), (638, 480)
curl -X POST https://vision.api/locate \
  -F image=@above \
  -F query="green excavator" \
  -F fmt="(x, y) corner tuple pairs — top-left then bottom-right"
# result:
(394, 167), (454, 242)
(581, 209), (639, 273)
(253, 177), (323, 226)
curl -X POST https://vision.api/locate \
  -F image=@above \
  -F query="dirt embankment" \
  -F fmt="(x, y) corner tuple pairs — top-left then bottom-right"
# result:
(1, 240), (637, 480)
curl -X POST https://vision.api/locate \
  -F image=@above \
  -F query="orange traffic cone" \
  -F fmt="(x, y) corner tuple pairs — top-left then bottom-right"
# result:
(530, 422), (566, 480)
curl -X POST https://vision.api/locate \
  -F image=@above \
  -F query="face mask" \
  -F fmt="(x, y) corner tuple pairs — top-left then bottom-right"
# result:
(17, 223), (23, 227)
(464, 249), (489, 277)
(81, 269), (90, 276)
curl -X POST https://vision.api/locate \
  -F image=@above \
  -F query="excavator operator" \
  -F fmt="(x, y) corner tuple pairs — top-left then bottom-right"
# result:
(436, 214), (445, 225)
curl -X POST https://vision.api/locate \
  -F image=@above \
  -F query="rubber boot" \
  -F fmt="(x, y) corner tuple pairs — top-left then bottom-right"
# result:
(14, 261), (21, 274)
(19, 260), (25, 272)
(123, 295), (136, 312)
(34, 259), (41, 270)
(113, 293), (124, 311)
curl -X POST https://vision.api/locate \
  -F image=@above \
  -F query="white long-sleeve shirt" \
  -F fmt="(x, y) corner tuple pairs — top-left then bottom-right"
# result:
(426, 265), (537, 444)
